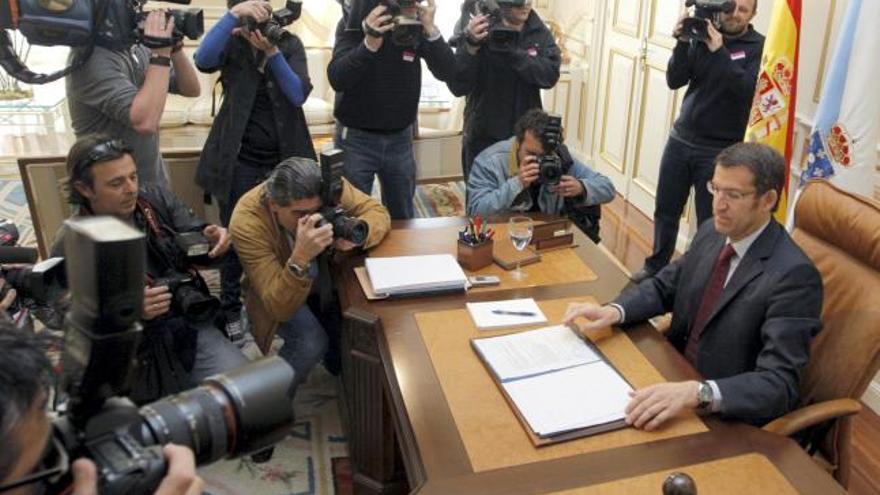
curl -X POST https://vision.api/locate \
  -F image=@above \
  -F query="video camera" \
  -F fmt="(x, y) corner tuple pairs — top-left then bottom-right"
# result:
(679, 0), (735, 43)
(241, 0), (302, 46)
(537, 113), (566, 186)
(472, 0), (525, 52)
(0, 0), (204, 84)
(341, 0), (424, 47)
(40, 216), (296, 495)
(319, 149), (369, 246)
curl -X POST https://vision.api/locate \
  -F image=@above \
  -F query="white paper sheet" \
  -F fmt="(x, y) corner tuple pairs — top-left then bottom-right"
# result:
(503, 362), (633, 436)
(472, 325), (600, 381)
(466, 298), (548, 329)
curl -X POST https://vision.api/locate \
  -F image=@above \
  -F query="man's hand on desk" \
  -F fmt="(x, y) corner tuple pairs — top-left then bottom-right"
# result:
(562, 302), (622, 333)
(625, 381), (700, 431)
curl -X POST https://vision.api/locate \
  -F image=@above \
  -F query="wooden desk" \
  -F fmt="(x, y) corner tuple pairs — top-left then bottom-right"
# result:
(335, 217), (845, 495)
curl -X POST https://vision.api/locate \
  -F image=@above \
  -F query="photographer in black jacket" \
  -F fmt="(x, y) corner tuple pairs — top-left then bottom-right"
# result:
(52, 134), (249, 404)
(448, 0), (560, 181)
(328, 0), (457, 219)
(633, 0), (764, 282)
(194, 0), (317, 342)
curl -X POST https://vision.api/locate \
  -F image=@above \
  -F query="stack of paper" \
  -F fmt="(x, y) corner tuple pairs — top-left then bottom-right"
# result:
(365, 254), (468, 296)
(472, 325), (634, 438)
(466, 298), (548, 329)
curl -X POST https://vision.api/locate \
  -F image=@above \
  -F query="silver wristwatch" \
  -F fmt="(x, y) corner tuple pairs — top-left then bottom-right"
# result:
(287, 260), (309, 278)
(697, 381), (713, 410)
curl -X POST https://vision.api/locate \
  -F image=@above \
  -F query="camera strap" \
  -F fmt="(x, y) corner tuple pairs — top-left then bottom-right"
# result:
(138, 198), (166, 239)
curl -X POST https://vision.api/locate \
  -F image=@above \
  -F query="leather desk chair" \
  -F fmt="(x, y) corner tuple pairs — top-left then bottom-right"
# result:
(763, 179), (880, 488)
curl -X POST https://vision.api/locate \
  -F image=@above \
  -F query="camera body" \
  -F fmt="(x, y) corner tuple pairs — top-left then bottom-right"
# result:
(537, 114), (566, 186)
(319, 149), (369, 247)
(680, 0), (735, 43)
(242, 0), (302, 46)
(48, 216), (296, 495)
(151, 271), (219, 323)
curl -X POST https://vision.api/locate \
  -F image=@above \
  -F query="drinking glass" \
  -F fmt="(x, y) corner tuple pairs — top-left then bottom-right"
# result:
(508, 216), (533, 280)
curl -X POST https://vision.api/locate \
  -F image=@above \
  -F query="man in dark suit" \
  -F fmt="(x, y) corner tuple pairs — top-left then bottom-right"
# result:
(563, 142), (823, 430)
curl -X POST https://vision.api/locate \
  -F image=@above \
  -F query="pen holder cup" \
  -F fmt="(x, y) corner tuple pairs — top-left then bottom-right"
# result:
(457, 239), (494, 272)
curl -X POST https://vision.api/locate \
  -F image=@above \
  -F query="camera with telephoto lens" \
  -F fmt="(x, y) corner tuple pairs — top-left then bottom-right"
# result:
(319, 149), (369, 247)
(679, 0), (735, 43)
(151, 271), (219, 323)
(471, 0), (524, 52)
(38, 216), (296, 495)
(242, 0), (302, 46)
(0, 0), (203, 85)
(537, 114), (566, 186)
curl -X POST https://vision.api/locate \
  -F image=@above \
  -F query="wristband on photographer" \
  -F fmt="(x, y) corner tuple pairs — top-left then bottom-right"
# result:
(149, 55), (172, 67)
(362, 19), (384, 38)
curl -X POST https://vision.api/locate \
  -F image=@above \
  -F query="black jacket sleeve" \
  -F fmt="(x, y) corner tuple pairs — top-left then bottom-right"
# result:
(446, 46), (479, 96)
(327, 19), (380, 92)
(666, 41), (695, 89)
(283, 35), (314, 100)
(506, 30), (561, 89)
(419, 36), (458, 83)
(147, 186), (209, 234)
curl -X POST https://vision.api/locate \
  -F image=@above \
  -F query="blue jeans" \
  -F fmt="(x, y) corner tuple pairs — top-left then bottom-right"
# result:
(645, 136), (723, 272)
(335, 124), (416, 220)
(275, 305), (328, 386)
(189, 323), (251, 383)
(219, 160), (275, 317)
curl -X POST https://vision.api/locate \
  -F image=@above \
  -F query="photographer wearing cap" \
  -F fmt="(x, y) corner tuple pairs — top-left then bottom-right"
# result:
(0, 323), (203, 495)
(194, 0), (317, 345)
(66, 10), (201, 187)
(633, 0), (764, 282)
(51, 134), (248, 404)
(448, 0), (560, 181)
(467, 109), (614, 241)
(328, 0), (457, 220)
(229, 157), (390, 384)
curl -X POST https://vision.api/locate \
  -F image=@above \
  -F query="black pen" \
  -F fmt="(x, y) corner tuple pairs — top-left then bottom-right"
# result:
(491, 310), (537, 317)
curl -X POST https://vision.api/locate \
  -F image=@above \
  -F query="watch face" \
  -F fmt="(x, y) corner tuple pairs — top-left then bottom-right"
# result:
(698, 382), (712, 408)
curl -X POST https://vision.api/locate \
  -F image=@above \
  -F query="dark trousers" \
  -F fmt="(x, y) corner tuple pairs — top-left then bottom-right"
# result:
(644, 137), (723, 272)
(335, 124), (416, 220)
(219, 160), (274, 317)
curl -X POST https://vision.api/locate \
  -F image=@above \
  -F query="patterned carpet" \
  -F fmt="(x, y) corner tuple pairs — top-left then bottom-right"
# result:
(1, 176), (467, 495)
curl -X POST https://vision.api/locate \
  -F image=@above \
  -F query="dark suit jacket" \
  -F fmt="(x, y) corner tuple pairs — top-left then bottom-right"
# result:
(615, 219), (823, 424)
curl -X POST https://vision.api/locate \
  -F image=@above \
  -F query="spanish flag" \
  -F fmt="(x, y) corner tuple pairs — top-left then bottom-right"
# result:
(744, 0), (801, 223)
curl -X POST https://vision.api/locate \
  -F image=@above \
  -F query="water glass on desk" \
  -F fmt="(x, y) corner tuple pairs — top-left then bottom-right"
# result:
(508, 216), (533, 280)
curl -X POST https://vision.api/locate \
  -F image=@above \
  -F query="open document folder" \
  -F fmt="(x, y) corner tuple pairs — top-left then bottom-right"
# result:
(472, 325), (633, 439)
(365, 254), (469, 296)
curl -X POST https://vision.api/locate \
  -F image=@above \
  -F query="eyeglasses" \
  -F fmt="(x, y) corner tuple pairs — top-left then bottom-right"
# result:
(0, 435), (69, 493)
(706, 181), (757, 202)
(73, 140), (132, 174)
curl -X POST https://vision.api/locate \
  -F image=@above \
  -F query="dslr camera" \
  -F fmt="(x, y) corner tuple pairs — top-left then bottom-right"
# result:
(319, 149), (369, 247)
(679, 0), (735, 43)
(0, 219), (66, 310)
(537, 114), (567, 186)
(38, 216), (296, 495)
(151, 271), (219, 323)
(0, 0), (204, 84)
(241, 0), (302, 46)
(471, 0), (525, 52)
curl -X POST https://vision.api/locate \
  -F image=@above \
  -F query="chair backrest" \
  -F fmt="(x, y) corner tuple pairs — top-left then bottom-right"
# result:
(18, 149), (207, 259)
(792, 179), (880, 405)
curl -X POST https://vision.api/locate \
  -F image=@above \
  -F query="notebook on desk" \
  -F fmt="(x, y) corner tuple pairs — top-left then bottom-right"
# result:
(472, 325), (633, 442)
(363, 254), (469, 297)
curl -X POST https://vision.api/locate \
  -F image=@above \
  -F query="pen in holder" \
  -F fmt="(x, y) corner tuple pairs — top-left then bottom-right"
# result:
(457, 215), (495, 271)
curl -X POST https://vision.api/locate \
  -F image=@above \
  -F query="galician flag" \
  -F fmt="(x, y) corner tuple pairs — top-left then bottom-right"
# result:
(799, 0), (880, 200)
(744, 0), (800, 223)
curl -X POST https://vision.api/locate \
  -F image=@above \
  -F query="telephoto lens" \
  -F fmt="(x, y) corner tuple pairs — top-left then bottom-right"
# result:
(137, 356), (296, 463)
